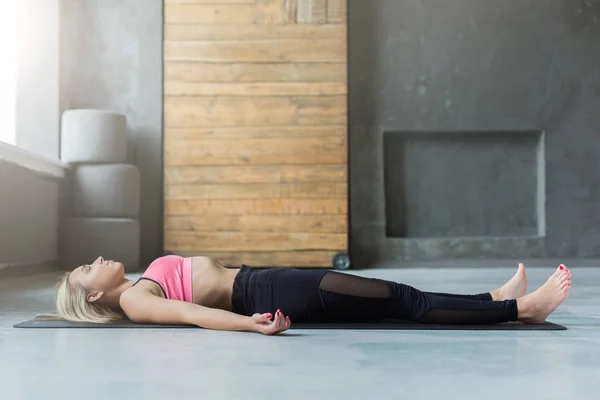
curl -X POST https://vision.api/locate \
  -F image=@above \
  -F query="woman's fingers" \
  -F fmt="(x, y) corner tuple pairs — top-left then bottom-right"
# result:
(260, 313), (272, 323)
(275, 309), (284, 327)
(273, 309), (288, 333)
(257, 309), (290, 335)
(253, 313), (272, 324)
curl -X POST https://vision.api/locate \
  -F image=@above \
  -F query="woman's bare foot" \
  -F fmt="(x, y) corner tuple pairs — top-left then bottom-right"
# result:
(491, 263), (528, 301)
(517, 265), (571, 324)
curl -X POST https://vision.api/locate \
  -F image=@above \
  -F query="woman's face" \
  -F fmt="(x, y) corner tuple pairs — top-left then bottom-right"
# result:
(68, 256), (125, 301)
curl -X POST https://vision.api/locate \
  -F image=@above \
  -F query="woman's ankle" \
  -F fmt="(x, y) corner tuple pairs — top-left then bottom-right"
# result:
(516, 296), (533, 320)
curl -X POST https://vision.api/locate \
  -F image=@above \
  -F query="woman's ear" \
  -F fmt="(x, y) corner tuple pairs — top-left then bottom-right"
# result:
(86, 291), (104, 303)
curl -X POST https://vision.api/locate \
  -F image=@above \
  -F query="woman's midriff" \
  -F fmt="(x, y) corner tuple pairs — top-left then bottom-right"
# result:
(190, 256), (240, 310)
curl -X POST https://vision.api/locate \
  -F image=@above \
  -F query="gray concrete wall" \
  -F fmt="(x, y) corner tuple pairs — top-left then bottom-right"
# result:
(0, 162), (61, 268)
(349, 0), (600, 267)
(60, 0), (163, 270)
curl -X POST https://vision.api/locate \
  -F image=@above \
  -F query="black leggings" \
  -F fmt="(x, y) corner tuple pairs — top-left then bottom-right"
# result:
(230, 266), (519, 325)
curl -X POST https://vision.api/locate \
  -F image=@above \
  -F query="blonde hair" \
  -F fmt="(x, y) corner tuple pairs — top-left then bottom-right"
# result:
(55, 272), (126, 323)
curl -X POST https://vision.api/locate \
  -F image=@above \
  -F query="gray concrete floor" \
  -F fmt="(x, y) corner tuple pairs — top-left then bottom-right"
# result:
(1, 262), (599, 400)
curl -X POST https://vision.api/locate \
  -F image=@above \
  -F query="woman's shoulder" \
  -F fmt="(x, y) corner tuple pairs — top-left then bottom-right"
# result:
(118, 282), (163, 322)
(120, 278), (164, 309)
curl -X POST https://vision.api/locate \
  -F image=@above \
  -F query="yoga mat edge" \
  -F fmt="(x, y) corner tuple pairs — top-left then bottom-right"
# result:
(13, 315), (567, 330)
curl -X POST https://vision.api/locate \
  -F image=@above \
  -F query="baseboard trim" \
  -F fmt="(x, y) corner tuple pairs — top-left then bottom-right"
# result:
(0, 261), (62, 279)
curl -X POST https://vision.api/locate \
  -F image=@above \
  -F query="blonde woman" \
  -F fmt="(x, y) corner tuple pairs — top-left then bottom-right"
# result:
(56, 255), (571, 335)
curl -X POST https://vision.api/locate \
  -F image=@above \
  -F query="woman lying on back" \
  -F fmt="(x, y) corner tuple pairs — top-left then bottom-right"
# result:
(55, 255), (571, 335)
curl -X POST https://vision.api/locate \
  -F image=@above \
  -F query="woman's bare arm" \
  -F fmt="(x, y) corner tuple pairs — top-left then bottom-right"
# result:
(119, 290), (290, 334)
(120, 289), (253, 330)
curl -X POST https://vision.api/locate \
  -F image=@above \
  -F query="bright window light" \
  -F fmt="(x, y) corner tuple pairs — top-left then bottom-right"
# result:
(0, 0), (17, 145)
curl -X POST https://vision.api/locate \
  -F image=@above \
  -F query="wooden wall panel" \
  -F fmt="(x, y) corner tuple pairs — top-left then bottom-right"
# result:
(164, 96), (346, 129)
(165, 215), (347, 233)
(164, 24), (344, 41)
(164, 81), (346, 96)
(255, 0), (297, 24)
(164, 137), (346, 166)
(175, 251), (340, 268)
(164, 39), (345, 62)
(164, 62), (346, 83)
(165, 232), (346, 252)
(165, 199), (347, 216)
(165, 126), (346, 139)
(163, 0), (348, 267)
(165, 0), (255, 3)
(164, 5), (258, 24)
(164, 165), (346, 184)
(327, 0), (347, 23)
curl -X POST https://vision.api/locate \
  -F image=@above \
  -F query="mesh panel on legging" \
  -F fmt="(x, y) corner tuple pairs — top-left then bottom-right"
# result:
(318, 271), (391, 298)
(317, 271), (518, 324)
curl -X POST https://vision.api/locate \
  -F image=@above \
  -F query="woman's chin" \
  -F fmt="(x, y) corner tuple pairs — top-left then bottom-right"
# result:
(109, 261), (125, 273)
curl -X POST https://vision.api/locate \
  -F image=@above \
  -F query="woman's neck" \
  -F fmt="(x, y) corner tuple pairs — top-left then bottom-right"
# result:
(102, 279), (137, 311)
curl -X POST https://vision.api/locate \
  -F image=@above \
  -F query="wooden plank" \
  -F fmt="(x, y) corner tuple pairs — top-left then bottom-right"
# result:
(164, 199), (347, 216)
(327, 0), (347, 23)
(164, 39), (345, 63)
(166, 0), (254, 3)
(255, 0), (297, 24)
(164, 137), (346, 166)
(164, 96), (346, 127)
(164, 81), (346, 96)
(311, 0), (328, 23)
(165, 182), (348, 200)
(166, 215), (347, 233)
(171, 251), (339, 267)
(297, 0), (327, 23)
(164, 165), (347, 184)
(291, 96), (347, 125)
(296, 0), (311, 23)
(164, 62), (346, 83)
(285, 0), (298, 23)
(164, 231), (347, 251)
(164, 4), (256, 24)
(164, 24), (344, 41)
(164, 125), (346, 140)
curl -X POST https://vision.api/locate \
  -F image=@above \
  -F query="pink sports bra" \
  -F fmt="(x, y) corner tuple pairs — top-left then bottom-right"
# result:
(136, 255), (193, 302)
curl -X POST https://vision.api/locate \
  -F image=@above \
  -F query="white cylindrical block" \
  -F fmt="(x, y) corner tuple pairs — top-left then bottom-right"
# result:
(72, 164), (140, 218)
(61, 218), (140, 270)
(61, 109), (127, 164)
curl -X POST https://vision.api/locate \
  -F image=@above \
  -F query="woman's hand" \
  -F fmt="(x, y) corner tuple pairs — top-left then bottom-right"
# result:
(252, 309), (291, 335)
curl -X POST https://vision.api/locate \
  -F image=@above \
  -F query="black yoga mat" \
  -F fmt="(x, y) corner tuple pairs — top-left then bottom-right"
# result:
(14, 315), (567, 330)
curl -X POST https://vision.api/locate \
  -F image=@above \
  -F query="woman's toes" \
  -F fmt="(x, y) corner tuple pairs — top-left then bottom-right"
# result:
(557, 272), (568, 282)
